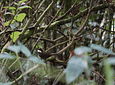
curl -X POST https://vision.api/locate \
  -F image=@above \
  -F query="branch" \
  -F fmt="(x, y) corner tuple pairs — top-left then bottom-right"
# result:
(22, 3), (114, 41)
(31, 2), (63, 53)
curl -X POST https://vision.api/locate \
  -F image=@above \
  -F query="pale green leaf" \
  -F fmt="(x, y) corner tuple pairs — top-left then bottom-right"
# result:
(90, 44), (115, 55)
(4, 12), (13, 15)
(7, 45), (20, 53)
(10, 22), (19, 30)
(0, 54), (15, 59)
(104, 60), (113, 85)
(74, 46), (92, 55)
(18, 5), (32, 10)
(29, 55), (45, 65)
(0, 82), (12, 85)
(66, 56), (86, 84)
(108, 57), (115, 65)
(18, 41), (31, 57)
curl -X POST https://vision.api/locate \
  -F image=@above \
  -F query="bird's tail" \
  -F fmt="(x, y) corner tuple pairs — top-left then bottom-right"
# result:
(51, 53), (59, 55)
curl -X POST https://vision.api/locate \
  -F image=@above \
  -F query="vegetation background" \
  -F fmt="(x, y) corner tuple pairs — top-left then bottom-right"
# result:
(0, 0), (115, 85)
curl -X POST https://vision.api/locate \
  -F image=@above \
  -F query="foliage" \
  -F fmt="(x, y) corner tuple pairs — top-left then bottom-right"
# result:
(0, 0), (115, 84)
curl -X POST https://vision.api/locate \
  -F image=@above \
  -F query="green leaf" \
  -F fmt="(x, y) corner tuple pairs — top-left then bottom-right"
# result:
(8, 7), (16, 10)
(107, 57), (115, 65)
(4, 20), (11, 26)
(89, 14), (100, 21)
(18, 5), (32, 10)
(14, 2), (18, 5)
(74, 46), (92, 55)
(0, 82), (12, 85)
(4, 12), (13, 15)
(14, 13), (26, 22)
(83, 55), (92, 69)
(90, 44), (115, 55)
(66, 56), (86, 84)
(104, 60), (113, 85)
(18, 41), (31, 57)
(4, 20), (15, 26)
(10, 31), (21, 42)
(29, 55), (45, 65)
(18, 0), (27, 5)
(7, 45), (20, 53)
(0, 54), (15, 59)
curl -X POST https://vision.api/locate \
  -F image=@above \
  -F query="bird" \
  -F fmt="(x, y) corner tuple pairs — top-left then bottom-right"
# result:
(37, 48), (58, 60)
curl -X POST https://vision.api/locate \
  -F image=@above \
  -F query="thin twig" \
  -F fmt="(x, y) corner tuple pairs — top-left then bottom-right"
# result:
(92, 70), (106, 81)
(31, 2), (63, 53)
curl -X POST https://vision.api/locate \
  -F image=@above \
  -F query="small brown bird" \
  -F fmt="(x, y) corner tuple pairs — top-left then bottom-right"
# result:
(37, 48), (58, 60)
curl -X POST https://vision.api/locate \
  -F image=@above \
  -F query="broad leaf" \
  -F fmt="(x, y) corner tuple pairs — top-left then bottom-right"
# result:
(108, 57), (115, 65)
(18, 41), (31, 57)
(66, 56), (86, 84)
(90, 44), (115, 55)
(14, 13), (26, 22)
(0, 54), (15, 59)
(7, 45), (20, 53)
(82, 55), (93, 71)
(10, 31), (21, 42)
(29, 55), (45, 65)
(74, 46), (92, 55)
(0, 82), (12, 85)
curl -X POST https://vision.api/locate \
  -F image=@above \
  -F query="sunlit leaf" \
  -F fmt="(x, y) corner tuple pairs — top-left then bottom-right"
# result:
(4, 20), (15, 26)
(10, 31), (21, 42)
(66, 56), (86, 84)
(18, 0), (27, 5)
(29, 55), (45, 65)
(18, 41), (31, 57)
(8, 7), (16, 10)
(74, 46), (92, 55)
(90, 44), (115, 55)
(7, 45), (20, 53)
(0, 54), (15, 59)
(14, 13), (26, 22)
(14, 2), (18, 5)
(4, 12), (13, 15)
(18, 5), (32, 10)
(4, 20), (11, 26)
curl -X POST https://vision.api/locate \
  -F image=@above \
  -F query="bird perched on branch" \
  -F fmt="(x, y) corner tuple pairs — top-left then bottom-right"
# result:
(37, 48), (58, 60)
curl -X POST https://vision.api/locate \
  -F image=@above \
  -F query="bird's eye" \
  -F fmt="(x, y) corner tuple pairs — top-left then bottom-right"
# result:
(37, 50), (42, 53)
